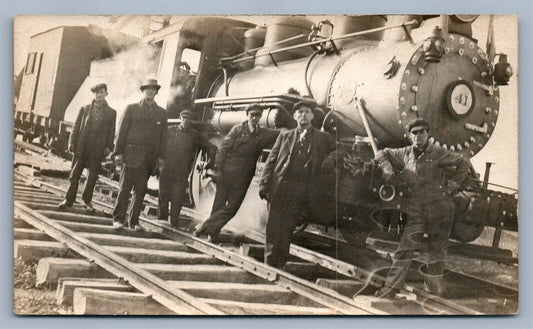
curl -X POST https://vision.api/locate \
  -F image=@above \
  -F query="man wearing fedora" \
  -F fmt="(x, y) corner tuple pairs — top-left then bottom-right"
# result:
(374, 118), (470, 298)
(158, 110), (217, 228)
(258, 100), (337, 269)
(113, 78), (168, 231)
(194, 104), (279, 242)
(58, 83), (116, 212)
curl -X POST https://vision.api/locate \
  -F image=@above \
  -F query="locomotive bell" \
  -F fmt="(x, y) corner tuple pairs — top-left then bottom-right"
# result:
(493, 53), (513, 85)
(423, 26), (446, 63)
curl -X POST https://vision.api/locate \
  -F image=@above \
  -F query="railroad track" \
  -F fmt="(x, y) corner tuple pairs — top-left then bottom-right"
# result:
(14, 171), (387, 315)
(13, 143), (518, 315)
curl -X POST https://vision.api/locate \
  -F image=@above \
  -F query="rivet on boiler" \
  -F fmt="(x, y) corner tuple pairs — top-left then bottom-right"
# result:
(418, 67), (425, 75)
(411, 105), (418, 112)
(411, 85), (418, 92)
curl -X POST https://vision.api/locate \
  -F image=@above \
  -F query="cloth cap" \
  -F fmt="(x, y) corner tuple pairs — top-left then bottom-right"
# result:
(91, 83), (107, 93)
(293, 100), (316, 112)
(406, 118), (430, 132)
(245, 103), (263, 114)
(140, 78), (161, 91)
(180, 110), (193, 118)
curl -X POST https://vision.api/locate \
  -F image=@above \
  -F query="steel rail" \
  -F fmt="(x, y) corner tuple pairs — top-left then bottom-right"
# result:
(27, 171), (495, 314)
(14, 170), (505, 315)
(243, 231), (484, 315)
(13, 171), (382, 315)
(13, 193), (223, 315)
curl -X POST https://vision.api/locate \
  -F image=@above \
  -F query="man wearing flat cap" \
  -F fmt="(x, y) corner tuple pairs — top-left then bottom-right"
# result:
(113, 78), (168, 231)
(259, 100), (337, 268)
(158, 110), (217, 228)
(194, 104), (279, 242)
(375, 117), (470, 297)
(59, 83), (116, 212)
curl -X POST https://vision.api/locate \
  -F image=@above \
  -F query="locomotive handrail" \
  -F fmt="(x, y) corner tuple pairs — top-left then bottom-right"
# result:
(221, 33), (308, 62)
(219, 20), (419, 66)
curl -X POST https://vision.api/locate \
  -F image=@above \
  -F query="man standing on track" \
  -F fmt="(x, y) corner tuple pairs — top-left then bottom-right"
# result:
(58, 83), (116, 213)
(193, 104), (279, 242)
(259, 100), (337, 269)
(112, 79), (168, 231)
(158, 110), (217, 228)
(374, 118), (470, 297)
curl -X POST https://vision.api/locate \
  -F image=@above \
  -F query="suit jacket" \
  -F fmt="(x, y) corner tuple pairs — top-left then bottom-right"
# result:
(114, 100), (168, 170)
(260, 127), (337, 218)
(69, 100), (116, 161)
(215, 121), (279, 176)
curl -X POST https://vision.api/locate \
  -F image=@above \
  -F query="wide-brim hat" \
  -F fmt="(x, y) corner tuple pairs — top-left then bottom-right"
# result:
(140, 78), (161, 91)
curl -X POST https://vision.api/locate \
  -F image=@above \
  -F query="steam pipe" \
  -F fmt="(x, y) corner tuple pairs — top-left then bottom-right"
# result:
(220, 20), (419, 66)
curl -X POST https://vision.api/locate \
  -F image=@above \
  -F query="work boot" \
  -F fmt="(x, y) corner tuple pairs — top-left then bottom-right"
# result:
(133, 225), (145, 232)
(58, 200), (72, 210)
(82, 200), (95, 213)
(192, 224), (206, 237)
(207, 234), (219, 244)
(420, 263), (446, 297)
(113, 221), (124, 230)
(423, 277), (446, 297)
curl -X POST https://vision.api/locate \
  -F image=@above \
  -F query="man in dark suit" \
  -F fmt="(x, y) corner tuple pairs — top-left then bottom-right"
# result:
(158, 110), (217, 228)
(113, 79), (168, 231)
(193, 104), (279, 242)
(259, 100), (337, 269)
(58, 83), (116, 212)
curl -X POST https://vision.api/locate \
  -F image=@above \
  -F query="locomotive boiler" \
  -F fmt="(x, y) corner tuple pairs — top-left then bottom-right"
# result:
(182, 14), (516, 259)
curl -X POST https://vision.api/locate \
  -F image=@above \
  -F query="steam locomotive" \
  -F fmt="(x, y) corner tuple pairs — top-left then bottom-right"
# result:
(178, 15), (516, 260)
(18, 15), (518, 260)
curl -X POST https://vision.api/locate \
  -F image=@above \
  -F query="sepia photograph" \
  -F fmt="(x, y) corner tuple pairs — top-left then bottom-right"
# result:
(13, 14), (518, 316)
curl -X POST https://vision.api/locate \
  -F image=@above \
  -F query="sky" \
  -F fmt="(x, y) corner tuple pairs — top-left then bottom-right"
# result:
(13, 15), (519, 190)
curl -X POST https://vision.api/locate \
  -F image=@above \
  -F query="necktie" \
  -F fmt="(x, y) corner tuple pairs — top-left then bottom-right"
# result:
(299, 129), (307, 142)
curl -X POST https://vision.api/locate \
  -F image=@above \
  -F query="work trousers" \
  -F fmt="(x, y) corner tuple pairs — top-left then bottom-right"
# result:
(113, 163), (151, 227)
(381, 197), (455, 294)
(158, 172), (188, 227)
(201, 166), (254, 238)
(65, 147), (102, 205)
(265, 177), (309, 268)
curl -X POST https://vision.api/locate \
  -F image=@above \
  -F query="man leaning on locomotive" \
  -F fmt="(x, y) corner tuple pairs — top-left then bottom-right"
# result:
(374, 118), (470, 298)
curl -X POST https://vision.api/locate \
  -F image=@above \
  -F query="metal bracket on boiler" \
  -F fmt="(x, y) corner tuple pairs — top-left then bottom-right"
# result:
(465, 122), (488, 134)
